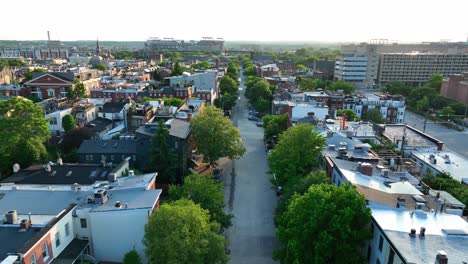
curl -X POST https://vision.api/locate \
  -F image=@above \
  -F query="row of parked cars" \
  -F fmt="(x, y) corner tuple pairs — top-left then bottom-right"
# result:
(248, 105), (263, 127)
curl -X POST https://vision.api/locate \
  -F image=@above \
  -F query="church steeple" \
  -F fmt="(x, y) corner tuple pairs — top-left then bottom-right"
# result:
(96, 38), (101, 56)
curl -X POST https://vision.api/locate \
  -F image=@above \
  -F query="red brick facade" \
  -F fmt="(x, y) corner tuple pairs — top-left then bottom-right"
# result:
(23, 234), (54, 264)
(24, 74), (73, 99)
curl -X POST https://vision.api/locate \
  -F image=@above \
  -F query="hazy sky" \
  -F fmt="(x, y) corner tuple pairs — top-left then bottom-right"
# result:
(2, 0), (467, 42)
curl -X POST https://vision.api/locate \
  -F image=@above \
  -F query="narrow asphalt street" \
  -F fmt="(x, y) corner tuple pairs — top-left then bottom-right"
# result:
(404, 111), (468, 158)
(224, 70), (279, 264)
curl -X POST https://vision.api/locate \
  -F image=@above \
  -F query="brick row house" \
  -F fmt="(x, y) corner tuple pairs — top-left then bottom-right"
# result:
(24, 72), (75, 100)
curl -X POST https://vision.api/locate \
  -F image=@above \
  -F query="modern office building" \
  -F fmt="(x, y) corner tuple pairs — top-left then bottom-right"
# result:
(378, 53), (468, 86)
(335, 43), (379, 88)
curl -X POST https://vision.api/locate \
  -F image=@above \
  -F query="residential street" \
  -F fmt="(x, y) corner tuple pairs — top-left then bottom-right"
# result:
(223, 70), (279, 264)
(404, 111), (468, 158)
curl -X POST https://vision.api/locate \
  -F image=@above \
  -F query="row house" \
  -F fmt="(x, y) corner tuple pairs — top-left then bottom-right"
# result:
(147, 85), (192, 100)
(344, 94), (406, 124)
(90, 87), (139, 102)
(303, 91), (345, 110)
(24, 72), (75, 100)
(257, 64), (280, 77)
(0, 84), (26, 97)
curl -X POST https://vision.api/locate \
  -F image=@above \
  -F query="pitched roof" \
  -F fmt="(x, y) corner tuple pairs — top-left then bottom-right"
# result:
(25, 72), (74, 85)
(77, 139), (139, 154)
(100, 102), (126, 113)
(168, 119), (191, 139)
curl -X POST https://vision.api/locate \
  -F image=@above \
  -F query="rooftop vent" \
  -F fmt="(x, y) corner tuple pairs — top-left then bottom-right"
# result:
(13, 163), (20, 173)
(5, 210), (18, 224)
(409, 228), (416, 237)
(20, 219), (31, 229)
(435, 250), (448, 264)
(419, 227), (426, 238)
(115, 201), (122, 208)
(396, 196), (406, 208)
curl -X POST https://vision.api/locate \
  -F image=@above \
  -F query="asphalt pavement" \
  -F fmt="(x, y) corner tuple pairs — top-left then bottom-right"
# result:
(404, 111), (468, 158)
(223, 70), (279, 264)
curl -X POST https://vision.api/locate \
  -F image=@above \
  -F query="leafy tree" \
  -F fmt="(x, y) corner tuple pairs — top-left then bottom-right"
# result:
(219, 75), (238, 95)
(68, 80), (87, 99)
(61, 114), (75, 132)
(226, 62), (239, 79)
(244, 65), (257, 76)
(92, 63), (107, 71)
(61, 127), (93, 162)
(0, 97), (50, 175)
(416, 96), (430, 112)
(296, 64), (308, 72)
(255, 97), (270, 113)
(144, 199), (228, 264)
(191, 61), (211, 70)
(362, 108), (384, 123)
(427, 73), (443, 91)
(274, 183), (372, 264)
(439, 106), (455, 119)
(171, 62), (185, 76)
(299, 78), (317, 91)
(384, 81), (412, 96)
(149, 120), (178, 183)
(169, 174), (232, 229)
(191, 106), (246, 166)
(423, 172), (468, 208)
(430, 95), (449, 110)
(262, 114), (289, 142)
(336, 109), (358, 121)
(123, 249), (142, 264)
(329, 80), (354, 94)
(246, 79), (271, 105)
(409, 87), (436, 101)
(23, 68), (47, 81)
(162, 97), (184, 107)
(214, 94), (236, 111)
(268, 124), (326, 187)
(275, 170), (329, 221)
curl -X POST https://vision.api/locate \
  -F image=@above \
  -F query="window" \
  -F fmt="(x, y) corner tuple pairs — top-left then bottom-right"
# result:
(47, 89), (55, 97)
(50, 117), (57, 125)
(42, 243), (49, 259)
(388, 249), (395, 264)
(65, 222), (70, 237)
(378, 235), (383, 252)
(55, 231), (61, 247)
(30, 254), (37, 264)
(80, 218), (87, 228)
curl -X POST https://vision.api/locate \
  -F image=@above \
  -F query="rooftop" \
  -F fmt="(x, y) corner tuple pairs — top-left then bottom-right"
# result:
(85, 117), (113, 133)
(100, 102), (126, 113)
(77, 139), (140, 155)
(411, 150), (468, 183)
(383, 125), (443, 149)
(0, 226), (40, 261)
(370, 204), (468, 264)
(167, 119), (191, 139)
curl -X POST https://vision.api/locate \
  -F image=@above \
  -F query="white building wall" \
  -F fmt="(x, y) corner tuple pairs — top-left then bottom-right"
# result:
(50, 210), (75, 258)
(292, 105), (329, 121)
(367, 223), (404, 264)
(45, 108), (73, 135)
(89, 209), (151, 263)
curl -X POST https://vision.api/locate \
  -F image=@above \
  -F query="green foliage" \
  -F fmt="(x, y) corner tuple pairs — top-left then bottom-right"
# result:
(427, 73), (443, 91)
(268, 124), (326, 187)
(113, 50), (136, 60)
(384, 81), (412, 96)
(214, 93), (237, 111)
(219, 75), (238, 95)
(0, 58), (26, 68)
(123, 249), (142, 264)
(298, 77), (317, 91)
(171, 62), (185, 76)
(245, 78), (272, 112)
(169, 174), (232, 229)
(439, 106), (455, 118)
(191, 106), (246, 165)
(144, 199), (228, 264)
(191, 61), (212, 70)
(423, 172), (468, 209)
(274, 184), (372, 264)
(362, 108), (384, 123)
(416, 96), (430, 111)
(91, 63), (107, 71)
(262, 114), (289, 142)
(275, 170), (329, 222)
(61, 114), (75, 132)
(68, 80), (87, 99)
(330, 80), (354, 94)
(336, 109), (359, 121)
(149, 120), (178, 183)
(296, 64), (308, 72)
(0, 97), (50, 176)
(162, 97), (184, 107)
(226, 62), (239, 80)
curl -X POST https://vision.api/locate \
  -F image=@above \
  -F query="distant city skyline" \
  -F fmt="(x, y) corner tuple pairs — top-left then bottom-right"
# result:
(1, 0), (467, 43)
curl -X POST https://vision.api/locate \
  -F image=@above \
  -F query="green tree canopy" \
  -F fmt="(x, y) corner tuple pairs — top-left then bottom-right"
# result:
(268, 124), (326, 187)
(439, 106), (455, 118)
(262, 114), (289, 143)
(427, 73), (443, 91)
(416, 96), (430, 111)
(275, 184), (372, 264)
(68, 80), (87, 99)
(191, 61), (212, 70)
(148, 120), (178, 183)
(219, 75), (238, 95)
(162, 97), (184, 107)
(61, 114), (76, 132)
(23, 68), (47, 81)
(0, 97), (50, 175)
(92, 63), (107, 71)
(337, 109), (359, 121)
(191, 106), (246, 165)
(296, 64), (308, 72)
(169, 174), (232, 229)
(123, 249), (142, 264)
(362, 108), (384, 123)
(214, 93), (237, 111)
(144, 199), (228, 264)
(171, 62), (185, 76)
(330, 80), (355, 94)
(226, 62), (239, 79)
(299, 78), (317, 91)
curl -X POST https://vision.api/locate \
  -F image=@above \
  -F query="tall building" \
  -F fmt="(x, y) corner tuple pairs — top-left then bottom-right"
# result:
(334, 43), (379, 88)
(145, 37), (224, 53)
(378, 53), (468, 86)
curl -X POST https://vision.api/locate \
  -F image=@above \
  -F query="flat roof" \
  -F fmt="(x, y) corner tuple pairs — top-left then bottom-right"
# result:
(428, 190), (465, 209)
(92, 188), (161, 212)
(0, 227), (40, 261)
(370, 204), (468, 264)
(411, 150), (468, 183)
(1, 164), (115, 185)
(383, 126), (439, 148)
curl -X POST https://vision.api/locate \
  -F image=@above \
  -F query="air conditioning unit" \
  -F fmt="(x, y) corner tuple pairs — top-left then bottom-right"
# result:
(416, 202), (425, 210)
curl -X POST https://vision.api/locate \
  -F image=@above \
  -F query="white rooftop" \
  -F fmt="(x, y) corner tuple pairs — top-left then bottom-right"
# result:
(411, 150), (468, 182)
(370, 204), (468, 263)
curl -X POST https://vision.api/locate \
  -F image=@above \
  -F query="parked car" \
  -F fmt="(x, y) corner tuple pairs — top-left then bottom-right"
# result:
(212, 168), (222, 182)
(256, 121), (263, 127)
(248, 115), (258, 121)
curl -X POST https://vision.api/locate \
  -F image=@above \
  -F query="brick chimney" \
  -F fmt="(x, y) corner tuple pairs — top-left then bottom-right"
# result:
(358, 162), (373, 176)
(435, 250), (448, 264)
(20, 219), (31, 229)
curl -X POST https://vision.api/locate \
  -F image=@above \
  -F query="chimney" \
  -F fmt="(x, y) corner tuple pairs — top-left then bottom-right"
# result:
(57, 158), (63, 165)
(435, 250), (448, 264)
(358, 162), (373, 176)
(5, 210), (18, 224)
(409, 228), (416, 237)
(420, 227), (426, 238)
(20, 219), (31, 229)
